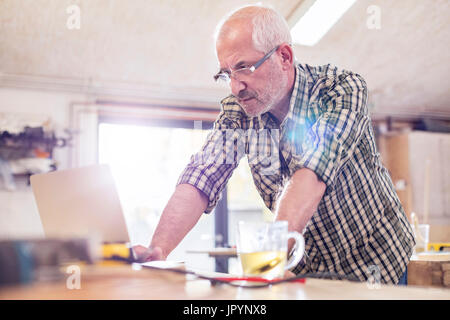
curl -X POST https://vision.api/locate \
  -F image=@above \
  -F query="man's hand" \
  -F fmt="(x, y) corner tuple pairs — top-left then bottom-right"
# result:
(284, 270), (296, 279)
(132, 245), (164, 262)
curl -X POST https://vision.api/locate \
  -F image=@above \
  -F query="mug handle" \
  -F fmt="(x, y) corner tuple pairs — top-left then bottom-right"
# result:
(285, 231), (305, 271)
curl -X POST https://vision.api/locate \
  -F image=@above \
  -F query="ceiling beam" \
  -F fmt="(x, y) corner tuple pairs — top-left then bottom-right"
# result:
(286, 0), (317, 28)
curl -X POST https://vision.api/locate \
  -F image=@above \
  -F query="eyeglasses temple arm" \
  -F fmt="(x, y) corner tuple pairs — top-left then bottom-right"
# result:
(252, 45), (280, 70)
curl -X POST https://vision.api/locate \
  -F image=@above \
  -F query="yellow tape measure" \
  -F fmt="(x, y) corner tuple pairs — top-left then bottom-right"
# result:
(101, 243), (135, 263)
(428, 243), (450, 252)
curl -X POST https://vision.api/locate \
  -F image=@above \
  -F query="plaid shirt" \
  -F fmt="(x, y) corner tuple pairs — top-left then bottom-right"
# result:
(178, 63), (415, 284)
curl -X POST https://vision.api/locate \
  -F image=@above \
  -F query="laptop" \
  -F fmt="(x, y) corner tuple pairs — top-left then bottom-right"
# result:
(30, 164), (130, 243)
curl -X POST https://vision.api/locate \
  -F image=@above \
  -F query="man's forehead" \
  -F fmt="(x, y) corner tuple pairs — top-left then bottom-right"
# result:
(218, 24), (242, 43)
(216, 19), (252, 49)
(218, 17), (252, 40)
(216, 20), (256, 67)
(216, 44), (257, 70)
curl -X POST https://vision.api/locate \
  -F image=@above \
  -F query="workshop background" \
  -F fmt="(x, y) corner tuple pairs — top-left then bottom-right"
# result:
(1, 0), (449, 274)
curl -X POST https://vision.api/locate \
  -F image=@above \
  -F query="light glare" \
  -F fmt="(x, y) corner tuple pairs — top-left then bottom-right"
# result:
(291, 0), (357, 46)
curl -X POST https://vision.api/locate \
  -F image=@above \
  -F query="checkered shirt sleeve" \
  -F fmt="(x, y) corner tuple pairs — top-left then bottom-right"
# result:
(177, 110), (243, 213)
(288, 73), (369, 192)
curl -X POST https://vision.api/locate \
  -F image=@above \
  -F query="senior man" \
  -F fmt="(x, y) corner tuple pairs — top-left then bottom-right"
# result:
(134, 5), (415, 284)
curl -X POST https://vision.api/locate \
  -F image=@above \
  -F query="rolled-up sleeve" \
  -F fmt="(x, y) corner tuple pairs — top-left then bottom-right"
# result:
(177, 111), (243, 213)
(288, 73), (370, 191)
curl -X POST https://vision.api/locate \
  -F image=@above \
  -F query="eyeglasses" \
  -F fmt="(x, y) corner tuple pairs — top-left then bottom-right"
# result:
(213, 45), (280, 83)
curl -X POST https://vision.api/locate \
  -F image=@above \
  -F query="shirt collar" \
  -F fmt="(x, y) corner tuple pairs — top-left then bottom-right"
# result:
(278, 63), (307, 129)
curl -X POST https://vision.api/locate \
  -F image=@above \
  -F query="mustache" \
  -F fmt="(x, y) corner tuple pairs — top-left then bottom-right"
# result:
(237, 90), (258, 101)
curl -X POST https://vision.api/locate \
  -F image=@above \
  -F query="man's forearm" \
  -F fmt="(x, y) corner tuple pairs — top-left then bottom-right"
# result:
(150, 183), (208, 259)
(275, 168), (326, 249)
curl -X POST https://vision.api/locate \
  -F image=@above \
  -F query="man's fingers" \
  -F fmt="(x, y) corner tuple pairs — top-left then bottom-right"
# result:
(132, 245), (163, 262)
(131, 245), (148, 262)
(148, 247), (163, 261)
(284, 270), (296, 278)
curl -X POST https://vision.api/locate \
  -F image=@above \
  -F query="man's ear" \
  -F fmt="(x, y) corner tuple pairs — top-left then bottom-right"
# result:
(278, 43), (294, 69)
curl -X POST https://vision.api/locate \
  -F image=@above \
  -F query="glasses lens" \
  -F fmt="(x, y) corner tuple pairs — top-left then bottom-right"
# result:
(214, 66), (253, 83)
(234, 67), (253, 78)
(215, 73), (230, 83)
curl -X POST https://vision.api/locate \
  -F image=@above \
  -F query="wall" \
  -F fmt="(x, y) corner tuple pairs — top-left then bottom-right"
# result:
(0, 87), (83, 239)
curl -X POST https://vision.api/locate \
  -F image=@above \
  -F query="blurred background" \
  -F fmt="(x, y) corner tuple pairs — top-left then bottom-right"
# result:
(0, 0), (449, 274)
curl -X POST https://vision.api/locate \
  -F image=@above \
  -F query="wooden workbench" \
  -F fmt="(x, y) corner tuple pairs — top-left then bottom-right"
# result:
(408, 252), (450, 288)
(0, 264), (449, 300)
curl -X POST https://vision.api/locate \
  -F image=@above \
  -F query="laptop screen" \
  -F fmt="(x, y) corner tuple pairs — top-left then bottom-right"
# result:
(30, 164), (130, 243)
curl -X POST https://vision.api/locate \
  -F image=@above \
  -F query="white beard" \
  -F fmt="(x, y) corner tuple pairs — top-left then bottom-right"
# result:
(247, 68), (287, 118)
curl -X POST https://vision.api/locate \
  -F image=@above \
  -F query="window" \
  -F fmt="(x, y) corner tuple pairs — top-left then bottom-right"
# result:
(97, 117), (275, 274)
(98, 120), (216, 271)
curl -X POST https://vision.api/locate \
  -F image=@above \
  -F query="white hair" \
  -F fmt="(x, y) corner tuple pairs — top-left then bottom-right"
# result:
(214, 4), (292, 53)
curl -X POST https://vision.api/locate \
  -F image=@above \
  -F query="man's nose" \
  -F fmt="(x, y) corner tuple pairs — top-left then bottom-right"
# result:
(230, 77), (246, 97)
